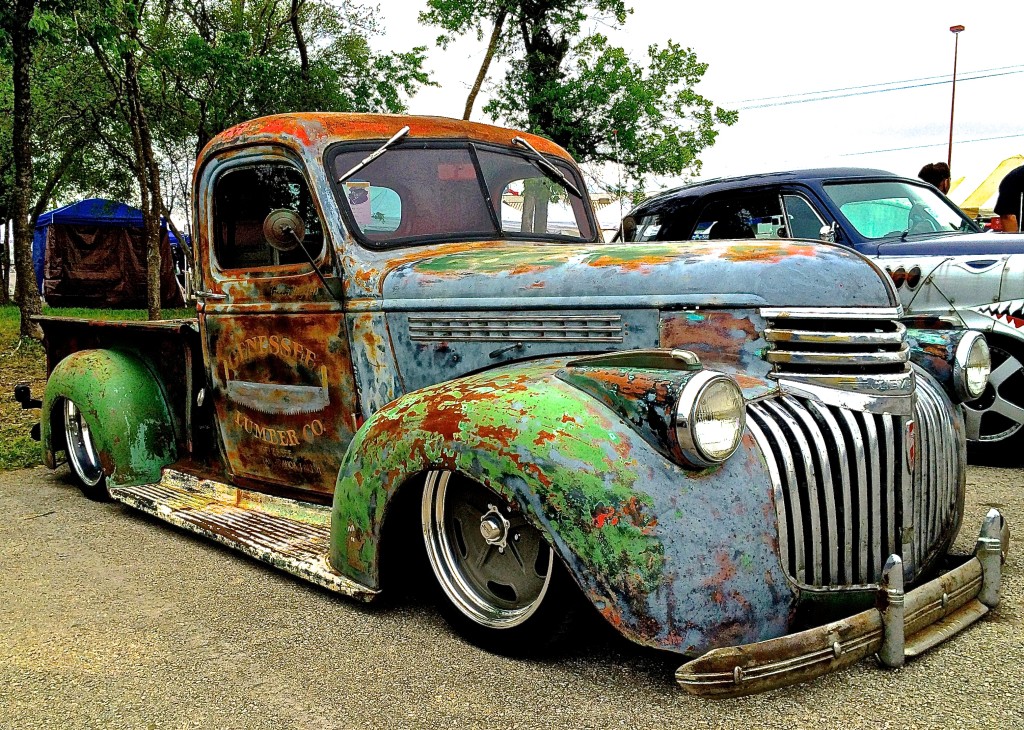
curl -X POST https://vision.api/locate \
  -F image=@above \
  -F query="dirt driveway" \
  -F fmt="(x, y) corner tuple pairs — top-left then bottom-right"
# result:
(1, 465), (1021, 729)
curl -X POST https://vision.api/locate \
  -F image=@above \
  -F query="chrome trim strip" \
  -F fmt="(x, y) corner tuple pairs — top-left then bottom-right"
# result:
(759, 306), (904, 320)
(775, 376), (914, 416)
(764, 326), (905, 345)
(766, 347), (909, 366)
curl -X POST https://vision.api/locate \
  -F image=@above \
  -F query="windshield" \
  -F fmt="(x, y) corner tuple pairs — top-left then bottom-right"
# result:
(327, 141), (595, 246)
(823, 180), (979, 239)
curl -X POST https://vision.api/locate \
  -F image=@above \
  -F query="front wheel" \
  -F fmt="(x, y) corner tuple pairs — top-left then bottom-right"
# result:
(964, 338), (1024, 464)
(63, 398), (110, 500)
(420, 471), (575, 654)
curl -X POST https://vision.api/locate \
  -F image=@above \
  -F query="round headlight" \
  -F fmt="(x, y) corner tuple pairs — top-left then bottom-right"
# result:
(954, 331), (990, 401)
(675, 372), (746, 465)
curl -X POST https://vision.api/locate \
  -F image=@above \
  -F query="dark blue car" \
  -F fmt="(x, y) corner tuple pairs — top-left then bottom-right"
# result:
(622, 167), (1024, 458)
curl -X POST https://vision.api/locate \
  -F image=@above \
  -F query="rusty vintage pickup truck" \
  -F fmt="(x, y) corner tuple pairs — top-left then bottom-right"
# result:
(18, 113), (1008, 697)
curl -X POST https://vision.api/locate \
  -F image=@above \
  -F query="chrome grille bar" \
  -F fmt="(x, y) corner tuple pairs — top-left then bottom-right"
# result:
(749, 370), (961, 589)
(760, 309), (910, 378)
(765, 346), (909, 367)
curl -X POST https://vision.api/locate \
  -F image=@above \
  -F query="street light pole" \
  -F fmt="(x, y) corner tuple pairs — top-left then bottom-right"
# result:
(948, 24), (965, 170)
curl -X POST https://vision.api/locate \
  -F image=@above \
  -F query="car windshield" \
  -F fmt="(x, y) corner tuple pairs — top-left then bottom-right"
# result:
(822, 180), (979, 239)
(327, 141), (595, 246)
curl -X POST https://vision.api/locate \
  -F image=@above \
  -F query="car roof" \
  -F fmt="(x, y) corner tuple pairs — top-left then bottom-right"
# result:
(636, 167), (907, 210)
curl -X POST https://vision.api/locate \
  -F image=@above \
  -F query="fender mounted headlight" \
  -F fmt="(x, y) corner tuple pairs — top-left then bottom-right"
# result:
(954, 331), (990, 401)
(674, 371), (746, 466)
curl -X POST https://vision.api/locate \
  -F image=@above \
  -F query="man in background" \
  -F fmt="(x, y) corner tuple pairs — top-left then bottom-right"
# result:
(918, 162), (951, 194)
(995, 165), (1024, 233)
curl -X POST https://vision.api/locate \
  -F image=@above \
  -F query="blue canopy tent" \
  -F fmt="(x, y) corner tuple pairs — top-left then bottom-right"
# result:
(33, 198), (184, 308)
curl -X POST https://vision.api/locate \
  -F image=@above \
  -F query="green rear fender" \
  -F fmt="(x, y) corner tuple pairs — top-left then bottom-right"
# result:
(329, 362), (671, 597)
(43, 349), (177, 488)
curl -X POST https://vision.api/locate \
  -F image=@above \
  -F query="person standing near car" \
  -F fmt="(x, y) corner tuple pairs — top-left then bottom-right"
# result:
(995, 164), (1024, 233)
(918, 162), (952, 194)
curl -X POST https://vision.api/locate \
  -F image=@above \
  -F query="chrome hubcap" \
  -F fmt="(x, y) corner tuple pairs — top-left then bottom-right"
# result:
(422, 471), (553, 629)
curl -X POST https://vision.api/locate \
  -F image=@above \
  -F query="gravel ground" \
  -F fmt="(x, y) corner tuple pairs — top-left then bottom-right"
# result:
(1, 465), (1021, 730)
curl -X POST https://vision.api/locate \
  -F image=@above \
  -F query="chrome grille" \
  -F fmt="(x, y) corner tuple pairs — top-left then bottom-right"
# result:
(748, 371), (961, 588)
(761, 307), (910, 378)
(408, 314), (623, 343)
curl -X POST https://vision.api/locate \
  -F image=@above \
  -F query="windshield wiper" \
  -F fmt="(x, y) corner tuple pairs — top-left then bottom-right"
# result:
(337, 126), (410, 183)
(511, 136), (583, 199)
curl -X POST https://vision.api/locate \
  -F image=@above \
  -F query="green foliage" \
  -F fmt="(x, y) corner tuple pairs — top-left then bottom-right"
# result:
(0, 0), (430, 221)
(422, 0), (736, 189)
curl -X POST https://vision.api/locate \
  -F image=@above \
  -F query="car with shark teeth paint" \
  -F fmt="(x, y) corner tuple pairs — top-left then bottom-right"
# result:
(619, 168), (1024, 459)
(15, 119), (1007, 698)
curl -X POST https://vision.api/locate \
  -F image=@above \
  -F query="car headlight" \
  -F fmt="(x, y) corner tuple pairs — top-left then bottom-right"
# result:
(954, 331), (990, 401)
(674, 371), (746, 465)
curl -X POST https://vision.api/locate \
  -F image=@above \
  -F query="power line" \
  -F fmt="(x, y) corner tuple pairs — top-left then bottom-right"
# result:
(841, 132), (1024, 156)
(734, 68), (1024, 110)
(731, 64), (1024, 104)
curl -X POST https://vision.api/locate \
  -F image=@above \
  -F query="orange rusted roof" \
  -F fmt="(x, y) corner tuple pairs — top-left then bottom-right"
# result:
(199, 112), (572, 165)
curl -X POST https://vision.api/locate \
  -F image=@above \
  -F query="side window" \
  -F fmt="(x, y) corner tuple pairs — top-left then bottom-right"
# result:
(691, 193), (787, 240)
(213, 162), (325, 270)
(782, 194), (826, 239)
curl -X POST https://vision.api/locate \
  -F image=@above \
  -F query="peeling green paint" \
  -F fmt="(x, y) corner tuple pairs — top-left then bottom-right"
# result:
(330, 361), (666, 598)
(42, 349), (177, 488)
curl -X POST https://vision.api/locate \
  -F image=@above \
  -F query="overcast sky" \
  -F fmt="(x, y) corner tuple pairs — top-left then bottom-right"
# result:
(372, 0), (1024, 196)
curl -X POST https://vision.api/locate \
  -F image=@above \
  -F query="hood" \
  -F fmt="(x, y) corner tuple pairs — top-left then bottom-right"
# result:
(877, 231), (1024, 257)
(380, 240), (897, 310)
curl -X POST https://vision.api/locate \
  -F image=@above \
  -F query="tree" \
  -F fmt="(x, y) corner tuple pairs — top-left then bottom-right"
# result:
(1, 0), (430, 323)
(3, 0), (44, 338)
(421, 0), (736, 195)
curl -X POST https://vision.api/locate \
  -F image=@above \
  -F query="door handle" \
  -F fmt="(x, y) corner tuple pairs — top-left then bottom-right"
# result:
(195, 290), (227, 300)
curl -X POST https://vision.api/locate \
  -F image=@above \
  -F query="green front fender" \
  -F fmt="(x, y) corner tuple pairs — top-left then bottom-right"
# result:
(329, 361), (668, 595)
(43, 349), (177, 488)
(329, 360), (795, 654)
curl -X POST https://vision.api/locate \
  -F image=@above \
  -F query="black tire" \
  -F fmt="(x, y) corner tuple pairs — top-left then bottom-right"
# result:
(62, 398), (111, 501)
(420, 470), (577, 655)
(964, 337), (1024, 465)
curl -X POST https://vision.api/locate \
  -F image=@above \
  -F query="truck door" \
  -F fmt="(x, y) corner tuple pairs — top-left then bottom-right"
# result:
(196, 147), (359, 498)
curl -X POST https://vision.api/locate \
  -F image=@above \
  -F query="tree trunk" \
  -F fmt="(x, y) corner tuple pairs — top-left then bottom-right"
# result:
(463, 8), (507, 120)
(290, 0), (309, 81)
(1, 221), (11, 305)
(12, 0), (42, 338)
(124, 51), (163, 320)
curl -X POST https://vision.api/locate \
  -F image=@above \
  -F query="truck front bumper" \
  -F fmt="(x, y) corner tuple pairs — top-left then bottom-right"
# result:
(676, 508), (1008, 697)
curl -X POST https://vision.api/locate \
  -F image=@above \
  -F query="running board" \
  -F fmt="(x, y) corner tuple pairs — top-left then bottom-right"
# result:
(109, 469), (378, 602)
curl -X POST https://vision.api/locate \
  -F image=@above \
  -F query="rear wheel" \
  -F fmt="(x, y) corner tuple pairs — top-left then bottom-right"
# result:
(63, 399), (109, 500)
(964, 338), (1024, 463)
(421, 470), (575, 654)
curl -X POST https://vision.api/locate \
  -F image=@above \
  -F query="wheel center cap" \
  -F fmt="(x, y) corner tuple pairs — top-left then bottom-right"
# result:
(480, 518), (503, 542)
(479, 505), (511, 551)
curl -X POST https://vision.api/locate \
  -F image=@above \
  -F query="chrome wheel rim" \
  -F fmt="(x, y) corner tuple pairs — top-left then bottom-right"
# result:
(963, 344), (1024, 443)
(421, 471), (553, 629)
(64, 400), (104, 487)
